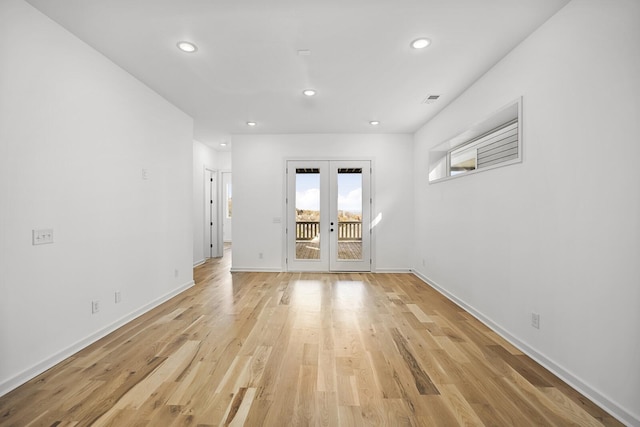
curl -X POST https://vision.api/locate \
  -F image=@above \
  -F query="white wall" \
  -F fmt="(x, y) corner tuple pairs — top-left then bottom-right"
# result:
(232, 134), (413, 272)
(0, 0), (194, 395)
(413, 0), (639, 424)
(217, 151), (232, 171)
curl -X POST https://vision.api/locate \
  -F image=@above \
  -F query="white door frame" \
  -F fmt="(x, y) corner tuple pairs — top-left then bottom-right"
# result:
(205, 168), (222, 258)
(329, 160), (371, 272)
(286, 160), (330, 271)
(285, 160), (372, 272)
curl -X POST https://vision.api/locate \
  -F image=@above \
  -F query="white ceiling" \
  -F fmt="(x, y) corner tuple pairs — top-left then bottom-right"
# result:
(25, 0), (570, 150)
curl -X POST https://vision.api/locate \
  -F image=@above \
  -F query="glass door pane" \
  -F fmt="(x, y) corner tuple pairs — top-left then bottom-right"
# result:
(287, 161), (329, 271)
(337, 168), (363, 260)
(295, 168), (320, 260)
(329, 161), (371, 272)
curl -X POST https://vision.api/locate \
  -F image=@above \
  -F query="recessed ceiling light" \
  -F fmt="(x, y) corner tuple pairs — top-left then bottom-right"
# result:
(369, 120), (380, 126)
(177, 41), (197, 53)
(246, 121), (257, 127)
(303, 89), (316, 97)
(220, 142), (227, 147)
(410, 38), (431, 49)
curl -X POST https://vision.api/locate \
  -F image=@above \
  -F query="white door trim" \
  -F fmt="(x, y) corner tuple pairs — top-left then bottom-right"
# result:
(204, 168), (221, 258)
(285, 160), (373, 272)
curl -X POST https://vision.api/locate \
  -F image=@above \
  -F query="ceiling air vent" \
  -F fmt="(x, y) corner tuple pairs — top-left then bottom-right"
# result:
(422, 94), (440, 104)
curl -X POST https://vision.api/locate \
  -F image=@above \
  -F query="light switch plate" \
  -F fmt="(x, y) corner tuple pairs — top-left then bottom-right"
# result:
(32, 229), (54, 245)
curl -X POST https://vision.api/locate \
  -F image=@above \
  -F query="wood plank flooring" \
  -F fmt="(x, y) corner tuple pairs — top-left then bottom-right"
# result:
(0, 246), (622, 426)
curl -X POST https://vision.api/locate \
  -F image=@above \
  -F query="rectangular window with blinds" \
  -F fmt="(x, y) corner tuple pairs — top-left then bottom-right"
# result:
(428, 98), (522, 183)
(449, 119), (518, 174)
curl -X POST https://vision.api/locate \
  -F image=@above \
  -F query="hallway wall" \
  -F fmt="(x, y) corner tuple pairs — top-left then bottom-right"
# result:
(0, 0), (194, 395)
(412, 0), (640, 423)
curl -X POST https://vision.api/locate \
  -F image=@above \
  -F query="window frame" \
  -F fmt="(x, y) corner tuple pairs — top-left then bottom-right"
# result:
(428, 97), (522, 184)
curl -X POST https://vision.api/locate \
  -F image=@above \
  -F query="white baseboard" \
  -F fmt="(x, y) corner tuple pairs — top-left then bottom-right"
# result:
(411, 270), (638, 427)
(229, 267), (413, 274)
(0, 280), (195, 398)
(193, 259), (205, 267)
(229, 267), (282, 273)
(375, 268), (412, 273)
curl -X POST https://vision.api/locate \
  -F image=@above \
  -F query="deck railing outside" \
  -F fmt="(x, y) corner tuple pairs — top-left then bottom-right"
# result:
(296, 222), (320, 241)
(296, 221), (362, 241)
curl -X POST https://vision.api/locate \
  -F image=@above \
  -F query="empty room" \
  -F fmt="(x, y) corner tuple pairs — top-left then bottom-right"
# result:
(0, 0), (638, 425)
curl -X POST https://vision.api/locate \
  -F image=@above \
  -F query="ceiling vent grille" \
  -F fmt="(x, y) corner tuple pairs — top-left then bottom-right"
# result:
(422, 95), (440, 104)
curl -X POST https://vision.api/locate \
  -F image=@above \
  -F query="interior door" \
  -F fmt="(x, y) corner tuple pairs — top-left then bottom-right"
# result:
(287, 160), (371, 272)
(206, 169), (220, 258)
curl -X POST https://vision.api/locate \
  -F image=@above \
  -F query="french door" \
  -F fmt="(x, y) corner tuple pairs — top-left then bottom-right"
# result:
(286, 160), (371, 272)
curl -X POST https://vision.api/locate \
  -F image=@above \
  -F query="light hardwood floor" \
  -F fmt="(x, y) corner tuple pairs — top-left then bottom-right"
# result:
(0, 246), (622, 426)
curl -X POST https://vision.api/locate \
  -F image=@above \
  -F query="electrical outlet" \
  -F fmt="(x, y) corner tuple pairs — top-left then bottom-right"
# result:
(115, 291), (121, 304)
(174, 269), (179, 278)
(531, 312), (540, 329)
(422, 259), (426, 267)
(92, 300), (100, 314)
(259, 252), (263, 259)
